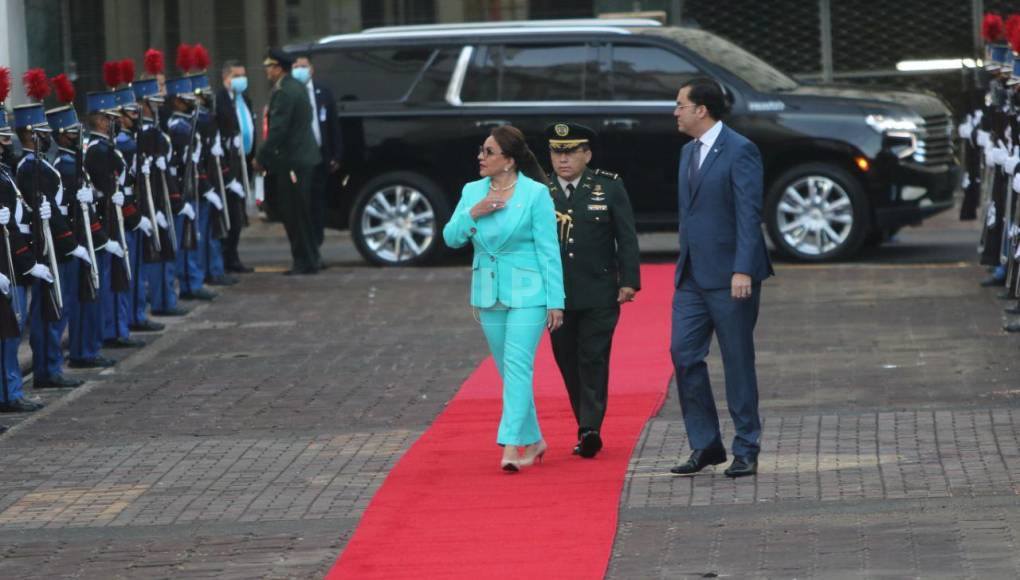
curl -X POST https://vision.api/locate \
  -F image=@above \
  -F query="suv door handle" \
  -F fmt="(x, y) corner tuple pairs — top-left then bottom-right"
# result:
(603, 118), (640, 130)
(474, 119), (510, 129)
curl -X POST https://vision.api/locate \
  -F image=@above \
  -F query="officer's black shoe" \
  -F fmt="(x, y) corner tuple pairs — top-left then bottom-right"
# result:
(572, 444), (581, 455)
(69, 356), (116, 369)
(151, 306), (189, 317)
(1005, 321), (1020, 333)
(1005, 305), (1020, 316)
(34, 375), (84, 389)
(578, 430), (603, 459)
(0, 397), (45, 413)
(724, 456), (758, 478)
(997, 290), (1015, 300)
(0, 424), (8, 434)
(981, 276), (1005, 287)
(206, 275), (238, 286)
(670, 443), (727, 476)
(104, 337), (145, 349)
(225, 262), (254, 274)
(130, 319), (165, 332)
(180, 288), (217, 301)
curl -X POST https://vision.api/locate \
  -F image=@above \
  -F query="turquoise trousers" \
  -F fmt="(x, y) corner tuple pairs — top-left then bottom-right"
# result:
(479, 305), (547, 446)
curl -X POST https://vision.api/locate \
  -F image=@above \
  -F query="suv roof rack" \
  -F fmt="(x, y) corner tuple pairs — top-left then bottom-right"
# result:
(360, 18), (663, 35)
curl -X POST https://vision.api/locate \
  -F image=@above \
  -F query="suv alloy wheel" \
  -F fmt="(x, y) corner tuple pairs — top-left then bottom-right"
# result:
(765, 163), (871, 261)
(350, 172), (449, 266)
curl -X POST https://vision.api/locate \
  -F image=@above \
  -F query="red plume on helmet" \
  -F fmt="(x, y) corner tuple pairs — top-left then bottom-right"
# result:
(119, 59), (136, 85)
(191, 44), (211, 72)
(23, 68), (51, 102)
(176, 43), (193, 73)
(144, 49), (165, 76)
(0, 67), (10, 105)
(984, 13), (1005, 42)
(1009, 17), (1020, 54)
(103, 61), (122, 89)
(51, 73), (75, 104)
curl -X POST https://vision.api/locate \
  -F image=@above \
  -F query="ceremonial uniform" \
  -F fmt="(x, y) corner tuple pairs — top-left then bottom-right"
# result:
(544, 123), (640, 458)
(167, 106), (212, 297)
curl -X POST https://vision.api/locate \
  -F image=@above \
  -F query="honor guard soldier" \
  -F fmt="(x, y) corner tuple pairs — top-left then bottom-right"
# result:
(0, 84), (44, 414)
(78, 90), (128, 369)
(544, 122), (640, 458)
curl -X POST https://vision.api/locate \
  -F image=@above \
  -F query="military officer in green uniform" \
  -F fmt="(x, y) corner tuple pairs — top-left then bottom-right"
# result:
(253, 48), (322, 275)
(545, 122), (641, 459)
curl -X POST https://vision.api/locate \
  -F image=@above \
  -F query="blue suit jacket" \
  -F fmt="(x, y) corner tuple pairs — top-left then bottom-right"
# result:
(676, 124), (774, 289)
(443, 173), (565, 309)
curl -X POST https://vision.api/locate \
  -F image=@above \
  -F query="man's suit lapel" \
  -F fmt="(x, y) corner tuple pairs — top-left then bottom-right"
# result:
(690, 125), (729, 206)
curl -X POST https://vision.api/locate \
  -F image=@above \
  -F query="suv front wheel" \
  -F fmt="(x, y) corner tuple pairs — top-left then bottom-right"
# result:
(765, 163), (871, 261)
(350, 171), (449, 266)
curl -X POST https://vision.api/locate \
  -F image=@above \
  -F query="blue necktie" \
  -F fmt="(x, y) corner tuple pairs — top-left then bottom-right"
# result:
(688, 139), (702, 193)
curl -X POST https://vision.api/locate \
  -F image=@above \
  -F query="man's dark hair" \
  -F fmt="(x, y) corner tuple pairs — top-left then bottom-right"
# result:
(680, 77), (730, 120)
(221, 59), (243, 76)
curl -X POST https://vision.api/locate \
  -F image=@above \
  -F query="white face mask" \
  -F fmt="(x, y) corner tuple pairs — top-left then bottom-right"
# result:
(291, 66), (311, 84)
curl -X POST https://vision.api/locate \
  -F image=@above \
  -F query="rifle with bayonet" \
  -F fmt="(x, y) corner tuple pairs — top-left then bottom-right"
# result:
(74, 132), (100, 302)
(27, 134), (62, 321)
(106, 120), (131, 292)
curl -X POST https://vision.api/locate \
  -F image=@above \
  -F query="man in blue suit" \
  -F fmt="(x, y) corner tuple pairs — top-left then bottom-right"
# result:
(668, 78), (774, 479)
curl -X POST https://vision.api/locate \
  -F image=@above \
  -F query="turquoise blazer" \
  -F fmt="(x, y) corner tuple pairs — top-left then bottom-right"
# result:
(444, 173), (565, 310)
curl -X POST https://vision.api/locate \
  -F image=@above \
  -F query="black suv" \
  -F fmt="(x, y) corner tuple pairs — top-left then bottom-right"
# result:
(291, 18), (959, 266)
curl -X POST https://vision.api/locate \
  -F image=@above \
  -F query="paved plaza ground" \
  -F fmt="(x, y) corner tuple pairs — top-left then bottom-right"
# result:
(2, 211), (1020, 578)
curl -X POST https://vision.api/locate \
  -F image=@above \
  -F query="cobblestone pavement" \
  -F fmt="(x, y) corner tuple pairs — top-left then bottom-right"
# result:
(3, 211), (1020, 578)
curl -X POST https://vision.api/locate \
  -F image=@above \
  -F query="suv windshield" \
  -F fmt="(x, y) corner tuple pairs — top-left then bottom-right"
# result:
(641, 28), (798, 93)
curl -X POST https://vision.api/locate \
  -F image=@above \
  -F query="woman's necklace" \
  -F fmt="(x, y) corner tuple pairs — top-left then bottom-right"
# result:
(489, 178), (518, 192)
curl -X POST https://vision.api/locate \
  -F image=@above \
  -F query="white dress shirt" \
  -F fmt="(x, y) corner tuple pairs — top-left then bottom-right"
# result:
(306, 80), (322, 147)
(694, 121), (723, 168)
(557, 176), (581, 198)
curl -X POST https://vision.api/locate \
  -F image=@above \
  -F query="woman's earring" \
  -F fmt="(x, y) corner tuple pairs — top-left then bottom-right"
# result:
(504, 166), (510, 173)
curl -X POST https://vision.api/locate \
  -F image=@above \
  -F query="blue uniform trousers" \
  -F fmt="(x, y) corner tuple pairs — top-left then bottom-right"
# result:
(1, 286), (29, 404)
(175, 211), (205, 295)
(128, 229), (151, 324)
(71, 255), (103, 362)
(204, 200), (225, 279)
(100, 251), (130, 341)
(148, 223), (177, 313)
(478, 305), (547, 446)
(29, 260), (76, 381)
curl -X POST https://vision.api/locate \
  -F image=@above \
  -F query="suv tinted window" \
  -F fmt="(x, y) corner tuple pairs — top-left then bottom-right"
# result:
(462, 44), (592, 102)
(316, 48), (435, 102)
(610, 44), (699, 101)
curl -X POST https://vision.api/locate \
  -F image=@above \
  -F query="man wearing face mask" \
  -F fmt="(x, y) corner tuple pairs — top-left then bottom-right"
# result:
(215, 60), (255, 274)
(292, 55), (341, 260)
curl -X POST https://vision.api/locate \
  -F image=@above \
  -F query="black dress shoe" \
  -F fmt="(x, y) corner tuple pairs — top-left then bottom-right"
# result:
(103, 337), (145, 349)
(206, 275), (238, 286)
(180, 288), (217, 301)
(1005, 321), (1020, 333)
(151, 306), (189, 317)
(226, 263), (255, 274)
(69, 356), (116, 369)
(130, 319), (165, 332)
(0, 397), (45, 413)
(572, 444), (581, 455)
(1005, 304), (1020, 316)
(981, 276), (1005, 287)
(578, 430), (603, 458)
(34, 375), (84, 389)
(998, 291), (1015, 300)
(670, 444), (727, 476)
(0, 424), (8, 434)
(724, 456), (758, 478)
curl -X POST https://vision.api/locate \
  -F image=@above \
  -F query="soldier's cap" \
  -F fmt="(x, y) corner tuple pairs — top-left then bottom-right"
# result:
(0, 108), (12, 137)
(45, 105), (81, 133)
(132, 78), (163, 103)
(185, 73), (212, 96)
(114, 87), (140, 112)
(263, 47), (294, 70)
(546, 122), (596, 152)
(12, 103), (51, 132)
(86, 91), (121, 116)
(164, 76), (196, 100)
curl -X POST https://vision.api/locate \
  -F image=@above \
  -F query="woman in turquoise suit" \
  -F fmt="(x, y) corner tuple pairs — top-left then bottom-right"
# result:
(443, 125), (565, 472)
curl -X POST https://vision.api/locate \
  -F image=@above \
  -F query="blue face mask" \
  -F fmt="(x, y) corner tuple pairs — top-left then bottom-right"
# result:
(291, 66), (311, 84)
(230, 76), (248, 94)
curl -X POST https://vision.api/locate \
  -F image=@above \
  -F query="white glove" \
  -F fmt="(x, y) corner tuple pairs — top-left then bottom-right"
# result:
(155, 211), (169, 229)
(124, 186), (134, 198)
(227, 179), (245, 198)
(0, 272), (9, 296)
(1013, 173), (1020, 194)
(975, 109), (984, 126)
(203, 189), (223, 211)
(105, 240), (125, 258)
(977, 130), (991, 148)
(76, 186), (94, 204)
(1005, 148), (1020, 174)
(191, 141), (202, 165)
(179, 202), (196, 220)
(28, 263), (53, 283)
(988, 203), (998, 227)
(0, 207), (9, 226)
(210, 136), (224, 158)
(232, 135), (242, 150)
(958, 115), (973, 140)
(992, 144), (1008, 167)
(39, 200), (52, 220)
(70, 245), (91, 265)
(112, 191), (125, 207)
(136, 216), (154, 237)
(156, 156), (167, 171)
(141, 157), (152, 176)
(962, 173), (971, 190)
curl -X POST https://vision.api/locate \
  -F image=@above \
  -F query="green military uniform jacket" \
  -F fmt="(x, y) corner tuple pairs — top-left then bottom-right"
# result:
(549, 167), (641, 310)
(255, 74), (322, 173)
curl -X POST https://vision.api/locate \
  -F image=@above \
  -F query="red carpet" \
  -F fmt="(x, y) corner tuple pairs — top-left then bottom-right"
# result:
(325, 265), (676, 580)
